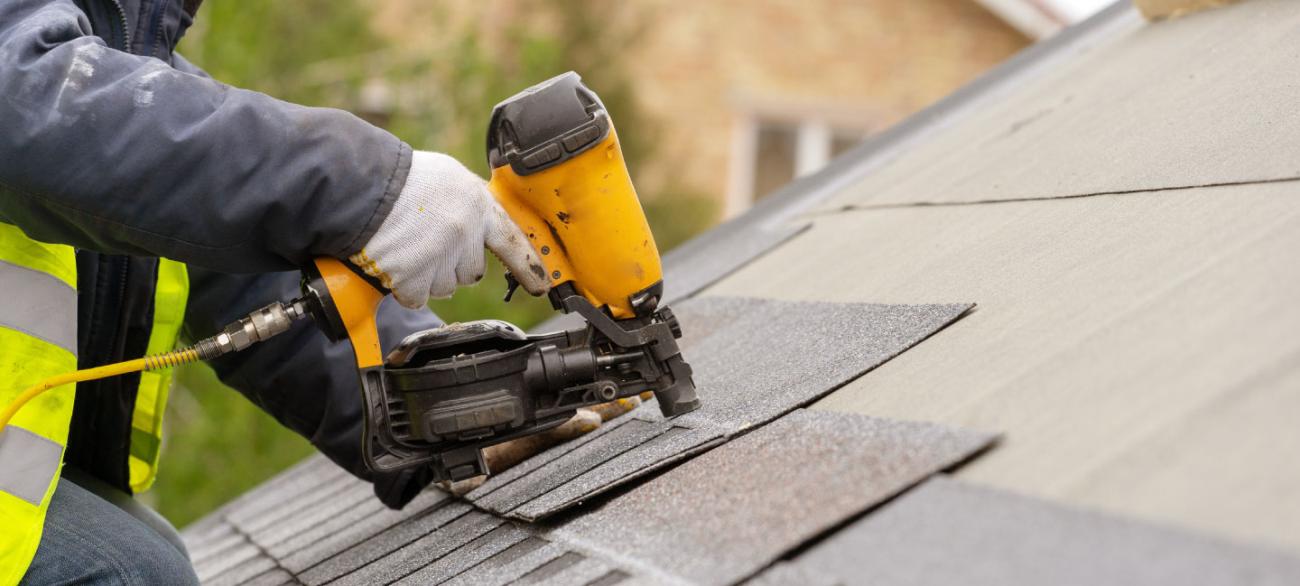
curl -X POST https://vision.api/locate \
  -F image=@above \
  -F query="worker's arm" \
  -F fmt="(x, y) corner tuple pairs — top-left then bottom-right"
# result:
(0, 0), (404, 273)
(0, 0), (548, 307)
(182, 267), (444, 508)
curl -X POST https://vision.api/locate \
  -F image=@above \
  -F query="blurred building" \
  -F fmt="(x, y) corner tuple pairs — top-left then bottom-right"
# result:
(369, 1), (1111, 219)
(616, 1), (1030, 218)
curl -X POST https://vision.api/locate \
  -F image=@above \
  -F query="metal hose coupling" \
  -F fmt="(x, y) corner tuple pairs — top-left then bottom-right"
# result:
(0, 297), (315, 433)
(193, 298), (312, 360)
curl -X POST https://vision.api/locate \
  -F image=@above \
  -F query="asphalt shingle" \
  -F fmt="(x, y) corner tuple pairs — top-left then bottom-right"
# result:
(660, 224), (809, 308)
(325, 510), (503, 586)
(241, 569), (296, 586)
(720, 181), (1300, 549)
(467, 296), (973, 521)
(754, 476), (1300, 586)
(185, 407), (991, 585)
(517, 554), (618, 585)
(385, 521), (531, 586)
(550, 409), (995, 585)
(437, 537), (561, 586)
(279, 486), (450, 573)
(192, 540), (263, 584)
(243, 479), (373, 554)
(297, 500), (474, 584)
(204, 555), (279, 586)
(816, 0), (1300, 210)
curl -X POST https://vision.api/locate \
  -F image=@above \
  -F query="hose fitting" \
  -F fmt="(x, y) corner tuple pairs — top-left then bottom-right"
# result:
(195, 299), (311, 360)
(0, 297), (313, 432)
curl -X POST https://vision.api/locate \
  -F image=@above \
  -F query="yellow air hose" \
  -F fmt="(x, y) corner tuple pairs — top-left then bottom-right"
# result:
(0, 298), (308, 433)
(0, 347), (202, 431)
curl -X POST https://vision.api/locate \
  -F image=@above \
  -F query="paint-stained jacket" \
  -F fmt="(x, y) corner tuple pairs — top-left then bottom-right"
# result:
(0, 0), (442, 507)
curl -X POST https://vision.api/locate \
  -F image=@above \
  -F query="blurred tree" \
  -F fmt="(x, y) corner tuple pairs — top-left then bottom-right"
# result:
(180, 0), (385, 102)
(398, 0), (718, 303)
(376, 0), (718, 324)
(158, 0), (717, 528)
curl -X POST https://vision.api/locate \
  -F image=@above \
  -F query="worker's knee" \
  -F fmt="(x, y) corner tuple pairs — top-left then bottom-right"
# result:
(22, 479), (199, 586)
(30, 524), (198, 585)
(103, 538), (199, 586)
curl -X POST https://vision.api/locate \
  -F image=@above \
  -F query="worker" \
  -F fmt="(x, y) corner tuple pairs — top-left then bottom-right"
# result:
(0, 1), (636, 584)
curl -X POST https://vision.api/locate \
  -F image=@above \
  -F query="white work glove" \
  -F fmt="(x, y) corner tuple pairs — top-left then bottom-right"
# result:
(349, 151), (550, 308)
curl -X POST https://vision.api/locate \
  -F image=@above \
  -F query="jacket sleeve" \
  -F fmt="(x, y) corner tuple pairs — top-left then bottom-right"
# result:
(183, 266), (447, 508)
(0, 0), (410, 273)
(170, 52), (210, 79)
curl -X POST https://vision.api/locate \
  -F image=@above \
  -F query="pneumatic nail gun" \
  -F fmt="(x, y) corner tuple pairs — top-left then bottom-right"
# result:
(288, 72), (699, 481)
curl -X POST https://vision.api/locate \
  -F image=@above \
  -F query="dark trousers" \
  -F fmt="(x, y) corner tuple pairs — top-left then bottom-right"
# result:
(20, 468), (198, 585)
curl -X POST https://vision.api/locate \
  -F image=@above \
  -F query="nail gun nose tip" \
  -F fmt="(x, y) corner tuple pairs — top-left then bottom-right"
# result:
(659, 397), (701, 418)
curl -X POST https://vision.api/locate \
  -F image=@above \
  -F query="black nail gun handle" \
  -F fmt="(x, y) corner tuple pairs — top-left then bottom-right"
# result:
(299, 258), (454, 476)
(298, 259), (559, 481)
(360, 362), (500, 481)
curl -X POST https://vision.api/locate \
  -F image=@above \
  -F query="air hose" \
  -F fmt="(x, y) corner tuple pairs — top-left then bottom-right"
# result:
(0, 298), (310, 432)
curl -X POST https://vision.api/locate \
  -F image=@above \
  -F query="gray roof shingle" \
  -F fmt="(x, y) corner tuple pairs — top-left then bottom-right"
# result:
(755, 476), (1300, 586)
(186, 408), (992, 585)
(467, 297), (973, 521)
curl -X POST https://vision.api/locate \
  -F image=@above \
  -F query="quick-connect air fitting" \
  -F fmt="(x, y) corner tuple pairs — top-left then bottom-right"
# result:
(194, 299), (311, 360)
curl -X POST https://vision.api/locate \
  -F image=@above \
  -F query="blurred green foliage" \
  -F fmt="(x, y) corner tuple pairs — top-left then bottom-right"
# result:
(179, 0), (385, 101)
(149, 362), (315, 525)
(157, 0), (716, 528)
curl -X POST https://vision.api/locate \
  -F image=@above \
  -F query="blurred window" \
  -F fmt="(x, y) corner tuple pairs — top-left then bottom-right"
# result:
(753, 123), (798, 202)
(750, 119), (865, 202)
(831, 130), (863, 158)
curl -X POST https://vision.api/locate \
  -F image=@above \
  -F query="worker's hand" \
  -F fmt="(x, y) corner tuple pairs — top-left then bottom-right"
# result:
(438, 396), (643, 496)
(349, 150), (550, 309)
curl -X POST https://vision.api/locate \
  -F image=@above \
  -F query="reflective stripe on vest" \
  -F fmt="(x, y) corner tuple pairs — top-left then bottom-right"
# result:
(0, 223), (78, 586)
(128, 258), (188, 493)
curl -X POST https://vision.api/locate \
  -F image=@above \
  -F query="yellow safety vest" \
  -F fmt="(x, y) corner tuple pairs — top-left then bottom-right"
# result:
(0, 223), (188, 585)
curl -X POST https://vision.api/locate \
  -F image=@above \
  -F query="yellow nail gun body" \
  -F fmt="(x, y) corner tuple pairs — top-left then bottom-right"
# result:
(487, 80), (659, 320)
(300, 72), (699, 481)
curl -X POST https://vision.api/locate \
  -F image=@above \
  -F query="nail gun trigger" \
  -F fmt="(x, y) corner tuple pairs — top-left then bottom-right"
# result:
(502, 272), (521, 303)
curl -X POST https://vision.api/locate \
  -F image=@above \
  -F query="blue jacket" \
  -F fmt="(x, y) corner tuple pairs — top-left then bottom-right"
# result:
(0, 0), (443, 507)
